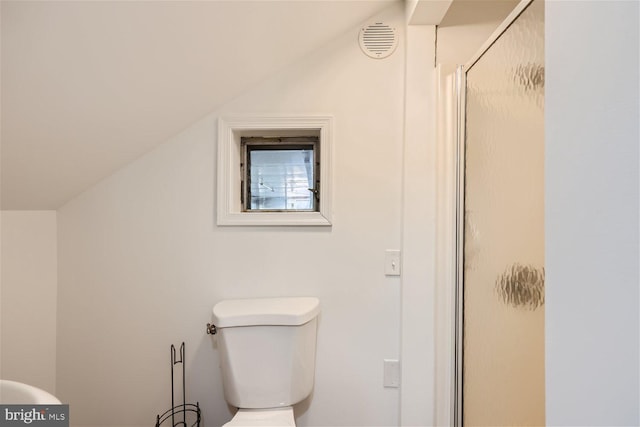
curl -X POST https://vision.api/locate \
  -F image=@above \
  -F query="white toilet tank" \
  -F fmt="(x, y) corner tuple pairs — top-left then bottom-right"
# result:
(212, 297), (320, 409)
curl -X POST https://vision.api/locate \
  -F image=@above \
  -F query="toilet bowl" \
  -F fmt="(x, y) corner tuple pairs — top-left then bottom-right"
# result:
(210, 297), (320, 427)
(222, 407), (295, 427)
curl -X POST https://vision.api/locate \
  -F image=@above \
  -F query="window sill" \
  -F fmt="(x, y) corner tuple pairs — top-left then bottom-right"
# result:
(217, 211), (331, 227)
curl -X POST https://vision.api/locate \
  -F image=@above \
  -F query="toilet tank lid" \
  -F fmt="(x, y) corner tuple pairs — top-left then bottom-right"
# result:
(212, 297), (320, 328)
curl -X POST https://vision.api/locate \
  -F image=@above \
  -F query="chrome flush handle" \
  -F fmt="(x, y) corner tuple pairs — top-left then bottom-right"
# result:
(206, 323), (217, 335)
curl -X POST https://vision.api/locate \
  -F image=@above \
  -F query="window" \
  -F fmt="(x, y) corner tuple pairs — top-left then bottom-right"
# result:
(217, 116), (333, 226)
(241, 137), (319, 212)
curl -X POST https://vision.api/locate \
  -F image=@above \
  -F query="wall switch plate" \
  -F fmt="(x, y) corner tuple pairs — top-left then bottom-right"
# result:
(384, 250), (401, 276)
(383, 359), (400, 388)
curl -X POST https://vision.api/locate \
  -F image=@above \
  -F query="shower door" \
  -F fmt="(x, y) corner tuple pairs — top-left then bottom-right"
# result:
(455, 1), (545, 425)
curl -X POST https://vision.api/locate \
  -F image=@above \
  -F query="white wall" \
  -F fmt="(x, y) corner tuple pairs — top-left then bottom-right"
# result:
(57, 5), (408, 426)
(0, 210), (58, 394)
(401, 24), (437, 427)
(546, 1), (639, 425)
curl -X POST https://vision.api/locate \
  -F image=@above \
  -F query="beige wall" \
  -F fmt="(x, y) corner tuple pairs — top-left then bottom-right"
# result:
(1, 210), (58, 395)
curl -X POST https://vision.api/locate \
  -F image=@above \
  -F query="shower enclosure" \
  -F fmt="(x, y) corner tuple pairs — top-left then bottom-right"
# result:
(453, 1), (545, 425)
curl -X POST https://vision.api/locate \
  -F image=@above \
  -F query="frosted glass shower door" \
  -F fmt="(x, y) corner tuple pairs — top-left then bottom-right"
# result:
(461, 1), (544, 425)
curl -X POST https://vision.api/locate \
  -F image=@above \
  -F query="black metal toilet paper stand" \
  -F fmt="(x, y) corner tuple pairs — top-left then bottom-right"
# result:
(155, 342), (201, 427)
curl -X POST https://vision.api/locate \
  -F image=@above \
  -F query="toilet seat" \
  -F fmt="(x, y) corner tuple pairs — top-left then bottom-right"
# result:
(222, 407), (295, 427)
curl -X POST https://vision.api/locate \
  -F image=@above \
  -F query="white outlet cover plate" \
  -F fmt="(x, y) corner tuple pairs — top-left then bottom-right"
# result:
(383, 359), (400, 388)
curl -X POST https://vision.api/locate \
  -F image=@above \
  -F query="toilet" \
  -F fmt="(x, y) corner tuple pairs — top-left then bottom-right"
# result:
(211, 297), (320, 427)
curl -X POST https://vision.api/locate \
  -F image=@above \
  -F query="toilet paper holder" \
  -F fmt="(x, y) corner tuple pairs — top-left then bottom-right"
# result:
(155, 342), (201, 427)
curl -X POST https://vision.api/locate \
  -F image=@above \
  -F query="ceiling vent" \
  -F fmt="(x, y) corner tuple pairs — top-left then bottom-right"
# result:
(359, 22), (398, 59)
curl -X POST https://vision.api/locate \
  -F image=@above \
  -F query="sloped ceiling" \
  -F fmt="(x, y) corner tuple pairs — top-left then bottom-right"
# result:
(1, 0), (397, 210)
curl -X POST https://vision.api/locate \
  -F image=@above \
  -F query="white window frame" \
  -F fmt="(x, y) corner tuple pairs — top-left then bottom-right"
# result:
(216, 116), (333, 226)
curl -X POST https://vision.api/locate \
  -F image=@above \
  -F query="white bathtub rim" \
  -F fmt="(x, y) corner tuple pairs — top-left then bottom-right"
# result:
(0, 379), (61, 404)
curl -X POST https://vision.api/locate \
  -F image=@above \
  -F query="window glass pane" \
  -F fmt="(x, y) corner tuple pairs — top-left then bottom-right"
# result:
(249, 148), (314, 210)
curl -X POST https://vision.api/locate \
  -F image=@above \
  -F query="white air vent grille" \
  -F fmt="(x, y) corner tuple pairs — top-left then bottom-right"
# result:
(359, 22), (398, 59)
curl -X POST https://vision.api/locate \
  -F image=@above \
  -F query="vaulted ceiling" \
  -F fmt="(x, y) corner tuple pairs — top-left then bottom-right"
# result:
(1, 0), (398, 209)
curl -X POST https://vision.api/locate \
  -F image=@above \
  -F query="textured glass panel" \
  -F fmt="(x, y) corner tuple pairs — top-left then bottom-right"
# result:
(463, 1), (545, 426)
